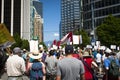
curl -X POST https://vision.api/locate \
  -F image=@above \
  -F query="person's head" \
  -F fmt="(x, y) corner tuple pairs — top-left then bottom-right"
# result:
(49, 50), (54, 56)
(111, 52), (116, 56)
(13, 47), (22, 55)
(29, 50), (42, 60)
(65, 45), (74, 55)
(23, 49), (26, 53)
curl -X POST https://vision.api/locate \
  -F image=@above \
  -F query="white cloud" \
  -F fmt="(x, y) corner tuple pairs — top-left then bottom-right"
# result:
(54, 33), (59, 37)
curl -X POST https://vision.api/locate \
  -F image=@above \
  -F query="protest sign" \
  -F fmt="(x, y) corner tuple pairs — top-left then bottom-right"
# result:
(0, 24), (15, 47)
(30, 40), (39, 52)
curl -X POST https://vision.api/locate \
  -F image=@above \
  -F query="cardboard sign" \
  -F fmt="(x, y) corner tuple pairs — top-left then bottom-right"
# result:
(0, 24), (15, 46)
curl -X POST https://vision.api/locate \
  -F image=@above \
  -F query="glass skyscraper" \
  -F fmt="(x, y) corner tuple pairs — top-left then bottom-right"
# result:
(60, 0), (120, 39)
(83, 0), (120, 33)
(60, 0), (81, 39)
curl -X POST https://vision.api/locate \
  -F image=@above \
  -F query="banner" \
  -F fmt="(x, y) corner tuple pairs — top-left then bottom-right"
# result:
(0, 24), (15, 47)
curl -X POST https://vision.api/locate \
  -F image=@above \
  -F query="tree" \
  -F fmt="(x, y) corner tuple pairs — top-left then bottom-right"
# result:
(39, 42), (47, 51)
(21, 39), (29, 50)
(96, 15), (120, 47)
(11, 33), (22, 49)
(11, 33), (29, 50)
(73, 29), (90, 48)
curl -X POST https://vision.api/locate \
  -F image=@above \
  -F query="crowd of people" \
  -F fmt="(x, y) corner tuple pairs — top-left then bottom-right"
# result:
(0, 44), (120, 80)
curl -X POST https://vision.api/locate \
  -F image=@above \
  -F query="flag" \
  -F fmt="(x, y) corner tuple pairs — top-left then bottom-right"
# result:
(60, 32), (73, 45)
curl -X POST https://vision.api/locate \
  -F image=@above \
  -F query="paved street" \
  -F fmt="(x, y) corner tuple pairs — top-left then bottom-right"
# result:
(0, 72), (29, 80)
(0, 73), (7, 80)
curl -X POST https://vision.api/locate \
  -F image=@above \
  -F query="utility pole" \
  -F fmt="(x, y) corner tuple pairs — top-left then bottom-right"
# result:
(91, 0), (95, 41)
(79, 0), (83, 31)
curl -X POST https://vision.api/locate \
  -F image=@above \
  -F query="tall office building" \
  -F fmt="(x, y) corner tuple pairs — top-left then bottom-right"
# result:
(60, 0), (81, 39)
(33, 0), (43, 42)
(60, 0), (120, 39)
(0, 0), (44, 42)
(83, 0), (120, 35)
(0, 0), (31, 40)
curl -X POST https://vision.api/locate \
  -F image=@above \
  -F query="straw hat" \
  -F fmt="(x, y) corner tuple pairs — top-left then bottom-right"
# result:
(29, 51), (42, 59)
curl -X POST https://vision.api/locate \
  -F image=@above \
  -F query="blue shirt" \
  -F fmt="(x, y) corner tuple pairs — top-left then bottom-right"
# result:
(104, 56), (120, 69)
(104, 58), (111, 69)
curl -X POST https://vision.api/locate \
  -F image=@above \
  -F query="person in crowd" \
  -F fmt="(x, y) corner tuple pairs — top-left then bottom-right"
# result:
(22, 49), (27, 61)
(103, 48), (120, 80)
(0, 48), (9, 79)
(6, 47), (26, 80)
(45, 50), (58, 80)
(72, 49), (80, 59)
(41, 51), (47, 63)
(116, 49), (120, 63)
(26, 51), (46, 80)
(95, 49), (102, 74)
(81, 51), (98, 80)
(56, 45), (85, 80)
(92, 49), (98, 59)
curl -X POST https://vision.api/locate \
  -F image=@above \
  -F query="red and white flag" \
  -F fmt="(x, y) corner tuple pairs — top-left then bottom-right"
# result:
(60, 32), (73, 45)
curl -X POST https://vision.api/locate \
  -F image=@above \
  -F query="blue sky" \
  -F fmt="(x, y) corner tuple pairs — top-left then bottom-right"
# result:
(40, 0), (60, 42)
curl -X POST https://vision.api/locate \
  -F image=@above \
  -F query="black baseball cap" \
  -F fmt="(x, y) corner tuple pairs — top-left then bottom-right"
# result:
(65, 45), (73, 54)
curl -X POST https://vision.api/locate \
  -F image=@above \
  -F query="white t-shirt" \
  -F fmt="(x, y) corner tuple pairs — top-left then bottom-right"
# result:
(96, 53), (102, 63)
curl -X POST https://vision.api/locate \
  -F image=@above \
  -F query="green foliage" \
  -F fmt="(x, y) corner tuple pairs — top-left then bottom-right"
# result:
(39, 42), (47, 51)
(21, 39), (29, 50)
(96, 15), (120, 47)
(73, 29), (90, 48)
(11, 33), (29, 50)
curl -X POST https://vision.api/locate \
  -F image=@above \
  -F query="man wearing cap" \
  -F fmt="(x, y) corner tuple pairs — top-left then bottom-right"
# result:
(6, 47), (26, 80)
(56, 45), (85, 80)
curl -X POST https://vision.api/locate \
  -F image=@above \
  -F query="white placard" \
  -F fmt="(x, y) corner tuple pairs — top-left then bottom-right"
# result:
(100, 46), (106, 50)
(110, 45), (116, 49)
(39, 45), (43, 50)
(96, 41), (100, 46)
(117, 47), (119, 50)
(73, 35), (82, 44)
(30, 40), (39, 52)
(86, 45), (92, 49)
(73, 35), (79, 44)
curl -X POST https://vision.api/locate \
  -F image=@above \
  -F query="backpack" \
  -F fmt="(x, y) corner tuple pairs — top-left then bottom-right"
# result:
(30, 62), (43, 79)
(108, 58), (120, 77)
